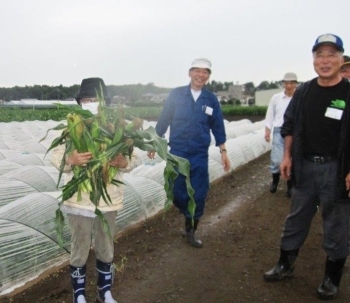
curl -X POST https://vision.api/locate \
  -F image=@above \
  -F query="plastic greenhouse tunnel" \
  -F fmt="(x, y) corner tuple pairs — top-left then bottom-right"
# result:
(0, 118), (269, 295)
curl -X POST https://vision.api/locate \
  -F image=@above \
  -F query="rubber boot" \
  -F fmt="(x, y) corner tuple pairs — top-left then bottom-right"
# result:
(264, 248), (299, 281)
(185, 217), (203, 248)
(96, 259), (117, 303)
(269, 173), (280, 193)
(286, 180), (293, 198)
(317, 256), (346, 300)
(69, 265), (87, 303)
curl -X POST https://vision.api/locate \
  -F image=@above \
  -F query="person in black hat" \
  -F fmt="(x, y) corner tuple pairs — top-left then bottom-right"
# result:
(51, 77), (137, 303)
(340, 55), (350, 79)
(264, 34), (350, 300)
(75, 77), (111, 113)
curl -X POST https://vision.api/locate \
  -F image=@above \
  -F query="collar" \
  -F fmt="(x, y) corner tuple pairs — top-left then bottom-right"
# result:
(185, 84), (209, 96)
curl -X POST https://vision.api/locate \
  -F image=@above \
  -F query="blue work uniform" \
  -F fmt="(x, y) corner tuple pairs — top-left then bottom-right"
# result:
(156, 85), (226, 219)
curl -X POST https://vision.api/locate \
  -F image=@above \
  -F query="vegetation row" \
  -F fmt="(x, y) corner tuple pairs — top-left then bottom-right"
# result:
(0, 105), (267, 123)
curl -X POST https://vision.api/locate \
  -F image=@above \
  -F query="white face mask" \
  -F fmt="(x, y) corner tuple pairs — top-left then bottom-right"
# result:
(82, 102), (99, 114)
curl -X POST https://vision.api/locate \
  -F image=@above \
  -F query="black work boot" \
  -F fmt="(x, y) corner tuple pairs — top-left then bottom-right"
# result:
(264, 248), (299, 281)
(286, 180), (293, 198)
(70, 264), (87, 303)
(185, 217), (203, 248)
(317, 257), (346, 300)
(269, 173), (280, 193)
(96, 259), (117, 303)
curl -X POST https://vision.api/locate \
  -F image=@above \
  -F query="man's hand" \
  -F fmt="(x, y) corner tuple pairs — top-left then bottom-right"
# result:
(148, 151), (156, 159)
(221, 152), (231, 172)
(264, 128), (271, 142)
(345, 173), (350, 197)
(109, 154), (128, 168)
(280, 157), (292, 180)
(67, 150), (92, 166)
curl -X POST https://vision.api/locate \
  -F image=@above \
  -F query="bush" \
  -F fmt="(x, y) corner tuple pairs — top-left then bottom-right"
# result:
(221, 105), (267, 116)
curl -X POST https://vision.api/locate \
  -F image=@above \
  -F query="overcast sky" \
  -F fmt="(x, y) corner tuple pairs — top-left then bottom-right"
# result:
(0, 0), (348, 88)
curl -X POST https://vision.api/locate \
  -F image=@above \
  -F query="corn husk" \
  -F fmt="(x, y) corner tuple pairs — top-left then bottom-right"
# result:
(41, 87), (195, 247)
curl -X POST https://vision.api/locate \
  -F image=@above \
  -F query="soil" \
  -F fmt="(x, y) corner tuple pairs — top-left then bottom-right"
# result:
(1, 116), (350, 303)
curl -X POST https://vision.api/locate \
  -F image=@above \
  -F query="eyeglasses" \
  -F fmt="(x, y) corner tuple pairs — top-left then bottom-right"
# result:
(80, 98), (98, 104)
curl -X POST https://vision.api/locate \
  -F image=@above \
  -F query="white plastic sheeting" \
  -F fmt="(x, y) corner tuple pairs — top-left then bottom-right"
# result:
(0, 118), (270, 295)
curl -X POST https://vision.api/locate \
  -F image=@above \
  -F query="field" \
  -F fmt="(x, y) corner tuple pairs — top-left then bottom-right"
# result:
(0, 105), (267, 122)
(1, 152), (349, 303)
(2, 111), (348, 303)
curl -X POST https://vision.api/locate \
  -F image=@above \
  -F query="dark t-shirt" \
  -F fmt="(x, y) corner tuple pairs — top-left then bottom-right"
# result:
(302, 78), (349, 156)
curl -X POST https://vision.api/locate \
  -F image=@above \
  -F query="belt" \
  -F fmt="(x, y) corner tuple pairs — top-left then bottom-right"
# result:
(303, 155), (336, 164)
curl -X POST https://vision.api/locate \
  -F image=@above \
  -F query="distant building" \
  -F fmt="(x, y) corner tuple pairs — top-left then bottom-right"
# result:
(228, 84), (244, 101)
(112, 95), (127, 104)
(254, 88), (283, 106)
(215, 84), (244, 102)
(141, 93), (169, 104)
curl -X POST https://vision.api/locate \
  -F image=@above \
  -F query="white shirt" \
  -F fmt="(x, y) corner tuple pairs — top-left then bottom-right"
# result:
(265, 91), (293, 129)
(191, 89), (201, 101)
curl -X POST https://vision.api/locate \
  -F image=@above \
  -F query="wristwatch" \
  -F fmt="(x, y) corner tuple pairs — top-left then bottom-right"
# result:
(220, 149), (227, 153)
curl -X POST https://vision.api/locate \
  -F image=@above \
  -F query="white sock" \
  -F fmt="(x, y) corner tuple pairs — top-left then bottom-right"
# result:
(77, 294), (87, 303)
(104, 290), (117, 303)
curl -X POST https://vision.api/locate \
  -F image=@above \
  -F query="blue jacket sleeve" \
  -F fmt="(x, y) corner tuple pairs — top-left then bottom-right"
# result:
(210, 96), (226, 146)
(155, 89), (176, 137)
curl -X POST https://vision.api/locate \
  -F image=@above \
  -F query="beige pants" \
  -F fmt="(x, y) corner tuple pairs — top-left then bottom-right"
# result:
(68, 211), (117, 267)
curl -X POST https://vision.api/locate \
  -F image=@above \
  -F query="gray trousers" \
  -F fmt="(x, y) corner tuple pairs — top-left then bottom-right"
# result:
(68, 211), (117, 267)
(281, 159), (349, 260)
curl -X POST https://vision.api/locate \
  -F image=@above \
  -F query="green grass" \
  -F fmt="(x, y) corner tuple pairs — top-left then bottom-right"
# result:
(221, 105), (267, 116)
(0, 105), (267, 123)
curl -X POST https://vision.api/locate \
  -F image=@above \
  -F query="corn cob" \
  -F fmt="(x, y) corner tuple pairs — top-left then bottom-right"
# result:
(67, 113), (86, 152)
(112, 127), (123, 144)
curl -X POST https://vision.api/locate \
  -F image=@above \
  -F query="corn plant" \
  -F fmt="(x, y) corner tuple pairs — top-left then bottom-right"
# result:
(41, 88), (195, 246)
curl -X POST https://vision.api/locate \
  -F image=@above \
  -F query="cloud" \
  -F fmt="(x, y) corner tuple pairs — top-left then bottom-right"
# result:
(0, 0), (349, 88)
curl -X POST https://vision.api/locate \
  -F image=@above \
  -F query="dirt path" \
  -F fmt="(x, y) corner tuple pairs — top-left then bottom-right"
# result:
(1, 152), (349, 303)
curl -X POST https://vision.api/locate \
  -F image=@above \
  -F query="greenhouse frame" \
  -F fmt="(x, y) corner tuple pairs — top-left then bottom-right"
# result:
(0, 118), (269, 295)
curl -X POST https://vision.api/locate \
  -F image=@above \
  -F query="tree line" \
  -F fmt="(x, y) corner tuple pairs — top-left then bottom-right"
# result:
(0, 80), (281, 102)
(205, 80), (281, 95)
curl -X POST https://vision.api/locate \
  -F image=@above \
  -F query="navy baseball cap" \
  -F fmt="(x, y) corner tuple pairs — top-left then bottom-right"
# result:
(312, 34), (344, 52)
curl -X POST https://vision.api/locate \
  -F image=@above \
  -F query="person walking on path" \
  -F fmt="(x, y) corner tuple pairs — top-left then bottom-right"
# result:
(263, 33), (350, 300)
(149, 58), (230, 248)
(264, 72), (298, 197)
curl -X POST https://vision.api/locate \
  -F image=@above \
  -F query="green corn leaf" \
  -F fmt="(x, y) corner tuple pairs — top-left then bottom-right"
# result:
(163, 162), (178, 211)
(82, 128), (97, 157)
(111, 179), (125, 186)
(45, 133), (67, 155)
(100, 179), (113, 205)
(94, 208), (112, 239)
(39, 123), (67, 142)
(54, 207), (65, 248)
(54, 103), (95, 118)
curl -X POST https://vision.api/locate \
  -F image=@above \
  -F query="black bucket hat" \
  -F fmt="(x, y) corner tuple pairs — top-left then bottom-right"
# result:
(75, 77), (111, 105)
